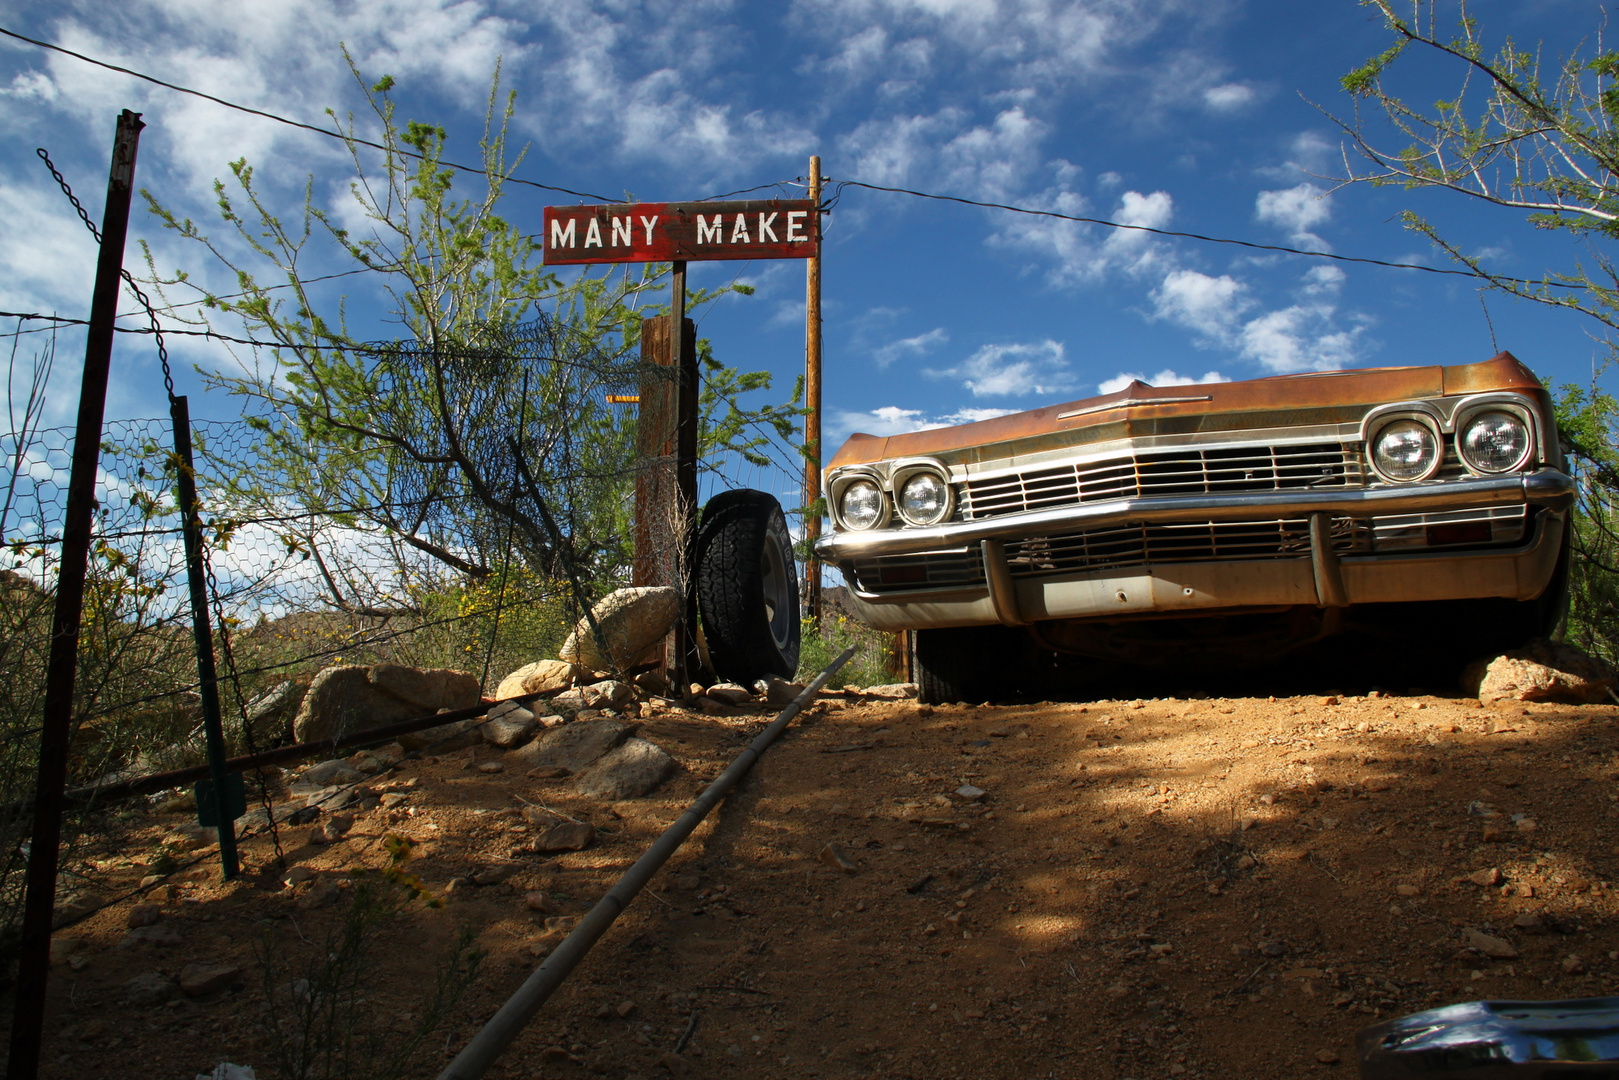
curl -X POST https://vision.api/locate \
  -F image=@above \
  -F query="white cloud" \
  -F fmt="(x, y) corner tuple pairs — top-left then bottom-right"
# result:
(1, 71), (57, 102)
(1255, 182), (1332, 244)
(874, 327), (948, 368)
(992, 188), (1174, 285)
(1201, 82), (1255, 111)
(1151, 270), (1250, 340)
(928, 339), (1072, 397)
(838, 105), (1045, 197)
(1097, 369), (1227, 394)
(829, 404), (1018, 441)
(1151, 267), (1367, 374)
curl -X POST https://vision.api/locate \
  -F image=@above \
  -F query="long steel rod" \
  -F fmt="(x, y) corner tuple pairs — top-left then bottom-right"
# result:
(8, 108), (144, 1080)
(170, 394), (239, 878)
(802, 155), (823, 625)
(438, 645), (858, 1080)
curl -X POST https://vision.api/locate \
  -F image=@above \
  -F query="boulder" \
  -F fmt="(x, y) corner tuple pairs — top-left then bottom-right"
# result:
(293, 664), (480, 743)
(123, 970), (175, 1006)
(758, 676), (806, 706)
(494, 659), (578, 700)
(179, 963), (242, 997)
(1462, 640), (1619, 704)
(574, 737), (676, 799)
(557, 587), (680, 673)
(508, 719), (634, 773)
(298, 759), (362, 787)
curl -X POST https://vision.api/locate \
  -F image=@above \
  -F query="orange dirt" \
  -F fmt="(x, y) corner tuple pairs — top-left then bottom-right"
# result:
(28, 686), (1619, 1079)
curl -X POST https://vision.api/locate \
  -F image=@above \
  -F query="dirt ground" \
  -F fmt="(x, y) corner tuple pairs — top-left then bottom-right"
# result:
(26, 678), (1619, 1080)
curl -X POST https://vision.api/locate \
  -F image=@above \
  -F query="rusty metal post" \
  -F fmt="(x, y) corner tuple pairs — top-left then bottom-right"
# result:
(634, 272), (698, 691)
(169, 395), (240, 879)
(8, 108), (143, 1080)
(803, 157), (823, 626)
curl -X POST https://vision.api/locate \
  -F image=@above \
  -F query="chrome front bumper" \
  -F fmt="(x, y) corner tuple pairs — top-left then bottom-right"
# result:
(814, 470), (1574, 632)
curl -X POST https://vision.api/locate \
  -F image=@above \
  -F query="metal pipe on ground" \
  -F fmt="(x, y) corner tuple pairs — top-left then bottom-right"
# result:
(437, 646), (859, 1080)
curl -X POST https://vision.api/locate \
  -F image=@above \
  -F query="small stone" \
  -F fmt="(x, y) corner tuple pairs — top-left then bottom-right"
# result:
(1259, 941), (1288, 958)
(615, 999), (637, 1018)
(478, 762), (505, 774)
(1516, 818), (1538, 833)
(695, 697), (736, 716)
(482, 709), (538, 748)
(818, 843), (858, 875)
(573, 737), (675, 800)
(1469, 868), (1503, 887)
(952, 784), (987, 802)
(283, 866), (315, 887)
(705, 683), (754, 706)
(178, 962), (241, 997)
(123, 971), (175, 1006)
(526, 765), (570, 780)
(1482, 824), (1505, 843)
(299, 759), (363, 787)
(1396, 884), (1422, 898)
(530, 821), (596, 852)
(524, 891), (553, 912)
(1563, 954), (1587, 974)
(1467, 928), (1519, 959)
(139, 874), (164, 888)
(658, 1050), (691, 1075)
(759, 676), (806, 705)
(121, 924), (183, 947)
(472, 865), (515, 886)
(1320, 696), (1339, 706)
(1315, 1049), (1340, 1064)
(1514, 912), (1547, 933)
(298, 881), (342, 910)
(675, 874), (700, 891)
(380, 792), (410, 808)
(126, 904), (162, 928)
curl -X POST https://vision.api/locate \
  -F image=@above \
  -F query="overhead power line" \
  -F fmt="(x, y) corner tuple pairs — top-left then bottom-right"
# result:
(0, 24), (613, 202)
(827, 177), (1581, 290)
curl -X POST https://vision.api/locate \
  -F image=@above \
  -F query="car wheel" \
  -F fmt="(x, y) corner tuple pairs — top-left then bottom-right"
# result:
(694, 489), (801, 684)
(915, 626), (1017, 704)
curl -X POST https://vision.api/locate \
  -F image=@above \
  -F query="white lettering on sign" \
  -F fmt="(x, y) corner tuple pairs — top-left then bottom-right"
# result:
(758, 212), (778, 242)
(730, 214), (751, 243)
(786, 211), (807, 241)
(584, 218), (603, 248)
(550, 217), (576, 249)
(640, 215), (659, 244)
(697, 215), (723, 244)
(611, 217), (632, 246)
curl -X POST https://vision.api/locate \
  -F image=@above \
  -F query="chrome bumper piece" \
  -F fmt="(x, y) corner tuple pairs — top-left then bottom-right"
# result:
(812, 469), (1574, 561)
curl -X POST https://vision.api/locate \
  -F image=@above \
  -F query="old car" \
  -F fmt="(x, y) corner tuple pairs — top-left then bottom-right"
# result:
(812, 352), (1574, 703)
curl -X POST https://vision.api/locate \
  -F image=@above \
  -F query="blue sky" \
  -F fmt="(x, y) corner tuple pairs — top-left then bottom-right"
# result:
(0, 0), (1610, 455)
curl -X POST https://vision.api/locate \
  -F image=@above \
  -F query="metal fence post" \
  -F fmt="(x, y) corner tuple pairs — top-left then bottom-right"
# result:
(7, 108), (144, 1080)
(169, 394), (240, 879)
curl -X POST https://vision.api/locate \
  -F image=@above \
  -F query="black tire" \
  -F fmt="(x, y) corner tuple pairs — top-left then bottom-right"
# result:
(694, 489), (801, 683)
(915, 626), (1018, 704)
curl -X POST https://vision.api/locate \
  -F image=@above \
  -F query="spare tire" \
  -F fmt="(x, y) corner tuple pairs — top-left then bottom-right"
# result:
(694, 489), (801, 684)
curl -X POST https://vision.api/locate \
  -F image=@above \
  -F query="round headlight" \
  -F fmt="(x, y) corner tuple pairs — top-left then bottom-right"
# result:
(1460, 410), (1531, 473)
(1372, 419), (1440, 482)
(898, 472), (950, 525)
(839, 480), (885, 531)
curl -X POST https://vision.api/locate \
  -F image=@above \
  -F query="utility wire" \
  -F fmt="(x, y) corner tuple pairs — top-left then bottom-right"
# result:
(0, 24), (612, 202)
(827, 177), (1584, 290)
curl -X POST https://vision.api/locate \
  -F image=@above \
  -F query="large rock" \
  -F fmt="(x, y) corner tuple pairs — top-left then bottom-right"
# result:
(396, 716), (483, 753)
(494, 659), (578, 700)
(243, 679), (306, 747)
(294, 665), (481, 743)
(557, 587), (679, 673)
(574, 737), (676, 799)
(482, 703), (538, 748)
(1463, 640), (1619, 704)
(508, 719), (634, 773)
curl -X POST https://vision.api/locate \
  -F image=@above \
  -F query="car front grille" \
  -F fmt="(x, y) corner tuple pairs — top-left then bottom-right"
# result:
(851, 549), (986, 595)
(1004, 517), (1370, 578)
(959, 442), (1362, 520)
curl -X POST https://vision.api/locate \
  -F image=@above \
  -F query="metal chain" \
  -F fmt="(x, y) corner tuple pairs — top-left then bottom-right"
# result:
(38, 146), (279, 861)
(37, 146), (176, 401)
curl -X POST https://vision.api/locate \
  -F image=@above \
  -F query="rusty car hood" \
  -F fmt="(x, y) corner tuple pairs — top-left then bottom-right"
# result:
(827, 352), (1548, 470)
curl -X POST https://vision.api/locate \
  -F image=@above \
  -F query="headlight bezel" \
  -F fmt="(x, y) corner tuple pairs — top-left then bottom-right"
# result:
(1453, 399), (1537, 476)
(892, 461), (955, 526)
(1366, 413), (1444, 484)
(835, 477), (888, 531)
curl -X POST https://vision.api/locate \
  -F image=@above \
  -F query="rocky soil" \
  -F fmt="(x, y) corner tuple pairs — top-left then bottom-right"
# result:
(27, 681), (1619, 1080)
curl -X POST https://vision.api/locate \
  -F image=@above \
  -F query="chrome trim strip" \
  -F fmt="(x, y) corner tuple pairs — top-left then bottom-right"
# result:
(981, 539), (1027, 626)
(814, 468), (1575, 561)
(1057, 395), (1213, 419)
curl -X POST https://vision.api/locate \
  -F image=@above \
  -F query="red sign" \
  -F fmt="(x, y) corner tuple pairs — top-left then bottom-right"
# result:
(543, 199), (819, 265)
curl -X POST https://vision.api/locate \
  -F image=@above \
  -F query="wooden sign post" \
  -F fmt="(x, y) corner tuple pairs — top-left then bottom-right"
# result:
(544, 197), (820, 688)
